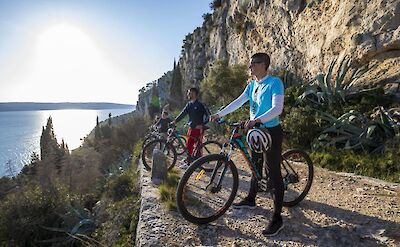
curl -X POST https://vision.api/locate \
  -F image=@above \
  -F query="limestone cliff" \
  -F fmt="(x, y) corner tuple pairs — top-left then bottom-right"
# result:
(136, 71), (172, 116)
(137, 0), (400, 116)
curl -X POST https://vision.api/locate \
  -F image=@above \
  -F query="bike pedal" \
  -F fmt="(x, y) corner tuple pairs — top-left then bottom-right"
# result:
(258, 179), (274, 193)
(257, 180), (268, 192)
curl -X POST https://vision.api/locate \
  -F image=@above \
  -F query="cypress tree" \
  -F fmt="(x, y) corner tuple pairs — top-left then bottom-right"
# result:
(169, 60), (184, 110)
(40, 116), (58, 160)
(95, 116), (101, 139)
(40, 116), (65, 165)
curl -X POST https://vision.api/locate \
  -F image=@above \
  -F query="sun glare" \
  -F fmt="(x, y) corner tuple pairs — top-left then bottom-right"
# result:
(34, 24), (102, 72)
(23, 23), (132, 102)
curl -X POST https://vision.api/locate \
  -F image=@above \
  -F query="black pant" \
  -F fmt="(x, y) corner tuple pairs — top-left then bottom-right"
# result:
(247, 124), (284, 220)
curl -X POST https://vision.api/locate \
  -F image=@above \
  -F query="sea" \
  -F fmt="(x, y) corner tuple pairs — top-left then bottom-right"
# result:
(0, 108), (133, 177)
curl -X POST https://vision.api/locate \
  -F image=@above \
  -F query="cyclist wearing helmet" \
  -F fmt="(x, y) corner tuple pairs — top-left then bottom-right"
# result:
(210, 52), (284, 237)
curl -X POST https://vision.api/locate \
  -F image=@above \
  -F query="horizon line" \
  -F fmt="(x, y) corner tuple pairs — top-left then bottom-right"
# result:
(0, 101), (135, 105)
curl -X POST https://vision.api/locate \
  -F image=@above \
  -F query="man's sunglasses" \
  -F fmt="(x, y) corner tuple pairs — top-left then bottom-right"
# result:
(249, 61), (263, 68)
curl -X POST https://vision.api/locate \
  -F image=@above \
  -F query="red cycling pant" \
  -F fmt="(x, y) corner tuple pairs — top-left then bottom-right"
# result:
(186, 128), (203, 158)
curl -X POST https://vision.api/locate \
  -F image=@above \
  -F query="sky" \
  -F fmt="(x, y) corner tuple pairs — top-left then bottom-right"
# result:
(0, 0), (211, 105)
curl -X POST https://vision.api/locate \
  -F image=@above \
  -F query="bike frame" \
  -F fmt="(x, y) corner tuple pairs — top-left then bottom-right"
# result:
(167, 127), (204, 159)
(222, 124), (263, 180)
(223, 125), (300, 186)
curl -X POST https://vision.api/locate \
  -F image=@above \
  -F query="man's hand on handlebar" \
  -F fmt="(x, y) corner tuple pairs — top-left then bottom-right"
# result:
(245, 119), (261, 129)
(209, 114), (220, 122)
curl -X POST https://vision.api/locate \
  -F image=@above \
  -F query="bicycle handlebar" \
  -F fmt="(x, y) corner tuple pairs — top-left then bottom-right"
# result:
(216, 118), (262, 129)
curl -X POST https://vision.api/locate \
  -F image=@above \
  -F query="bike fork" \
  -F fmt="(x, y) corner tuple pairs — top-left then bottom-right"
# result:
(206, 159), (230, 193)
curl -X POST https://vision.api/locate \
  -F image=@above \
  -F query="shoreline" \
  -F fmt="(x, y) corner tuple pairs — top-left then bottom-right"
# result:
(0, 108), (135, 178)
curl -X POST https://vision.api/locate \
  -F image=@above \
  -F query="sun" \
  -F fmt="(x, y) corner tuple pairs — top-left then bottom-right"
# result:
(27, 23), (113, 101)
(37, 24), (94, 58)
(33, 23), (104, 75)
(19, 23), (133, 103)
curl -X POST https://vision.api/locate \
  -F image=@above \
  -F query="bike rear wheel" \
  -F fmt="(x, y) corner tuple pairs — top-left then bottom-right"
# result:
(143, 134), (158, 146)
(172, 136), (186, 155)
(176, 154), (239, 225)
(281, 149), (314, 207)
(141, 139), (177, 171)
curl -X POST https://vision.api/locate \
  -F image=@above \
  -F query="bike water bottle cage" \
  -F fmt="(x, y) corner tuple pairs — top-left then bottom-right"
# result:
(246, 128), (272, 153)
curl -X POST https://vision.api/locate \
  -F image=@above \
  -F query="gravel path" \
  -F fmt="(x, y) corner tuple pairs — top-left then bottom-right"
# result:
(136, 153), (400, 247)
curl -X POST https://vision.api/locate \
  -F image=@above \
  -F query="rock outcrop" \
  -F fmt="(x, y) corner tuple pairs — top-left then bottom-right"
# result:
(136, 71), (172, 116)
(137, 0), (400, 117)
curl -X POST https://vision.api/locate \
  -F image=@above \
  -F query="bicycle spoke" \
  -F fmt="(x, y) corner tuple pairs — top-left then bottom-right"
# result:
(177, 154), (239, 224)
(141, 139), (177, 171)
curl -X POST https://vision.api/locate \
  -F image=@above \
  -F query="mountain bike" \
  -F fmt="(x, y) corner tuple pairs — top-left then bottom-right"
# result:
(176, 119), (314, 224)
(141, 124), (222, 171)
(143, 124), (186, 155)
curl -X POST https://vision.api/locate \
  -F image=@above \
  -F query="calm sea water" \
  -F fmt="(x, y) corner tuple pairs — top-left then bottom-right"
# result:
(0, 108), (133, 177)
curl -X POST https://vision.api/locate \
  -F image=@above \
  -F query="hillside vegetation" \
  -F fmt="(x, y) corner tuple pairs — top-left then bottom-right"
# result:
(0, 113), (151, 246)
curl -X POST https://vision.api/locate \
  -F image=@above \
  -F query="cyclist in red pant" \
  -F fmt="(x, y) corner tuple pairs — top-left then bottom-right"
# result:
(172, 87), (210, 169)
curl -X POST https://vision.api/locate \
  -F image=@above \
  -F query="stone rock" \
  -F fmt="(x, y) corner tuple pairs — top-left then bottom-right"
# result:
(202, 0), (399, 100)
(136, 0), (400, 118)
(151, 148), (167, 185)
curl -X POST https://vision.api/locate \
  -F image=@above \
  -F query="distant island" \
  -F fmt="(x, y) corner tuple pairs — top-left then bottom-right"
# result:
(0, 102), (135, 111)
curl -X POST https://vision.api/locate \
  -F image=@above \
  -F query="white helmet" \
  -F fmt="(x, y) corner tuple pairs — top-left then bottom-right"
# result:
(246, 128), (272, 153)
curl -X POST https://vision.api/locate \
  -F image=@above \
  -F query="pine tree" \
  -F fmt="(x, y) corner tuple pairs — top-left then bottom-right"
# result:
(21, 152), (40, 175)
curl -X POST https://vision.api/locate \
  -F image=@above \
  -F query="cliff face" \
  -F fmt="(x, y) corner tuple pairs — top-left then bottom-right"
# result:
(181, 0), (399, 86)
(137, 0), (400, 116)
(136, 71), (172, 116)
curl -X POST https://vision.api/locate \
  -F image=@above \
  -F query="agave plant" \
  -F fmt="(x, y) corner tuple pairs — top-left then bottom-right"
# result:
(39, 204), (98, 246)
(314, 107), (396, 153)
(298, 56), (376, 107)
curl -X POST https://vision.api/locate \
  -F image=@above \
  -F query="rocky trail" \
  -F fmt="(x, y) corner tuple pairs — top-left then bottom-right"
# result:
(136, 153), (399, 247)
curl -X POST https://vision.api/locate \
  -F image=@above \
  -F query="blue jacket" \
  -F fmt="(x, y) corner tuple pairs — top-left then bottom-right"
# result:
(175, 100), (210, 128)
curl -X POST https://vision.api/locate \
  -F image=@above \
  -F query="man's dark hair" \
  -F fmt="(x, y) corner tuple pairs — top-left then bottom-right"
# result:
(251, 52), (270, 70)
(189, 87), (199, 96)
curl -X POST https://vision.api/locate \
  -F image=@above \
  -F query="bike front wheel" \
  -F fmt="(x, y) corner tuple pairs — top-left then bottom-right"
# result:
(281, 149), (314, 207)
(141, 139), (177, 171)
(176, 154), (239, 225)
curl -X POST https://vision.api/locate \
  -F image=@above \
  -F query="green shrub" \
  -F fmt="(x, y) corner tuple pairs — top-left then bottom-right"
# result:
(105, 174), (135, 202)
(282, 106), (322, 149)
(94, 197), (139, 247)
(283, 85), (303, 109)
(344, 87), (394, 114)
(0, 183), (68, 246)
(210, 0), (222, 9)
(201, 60), (249, 108)
(311, 148), (400, 183)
